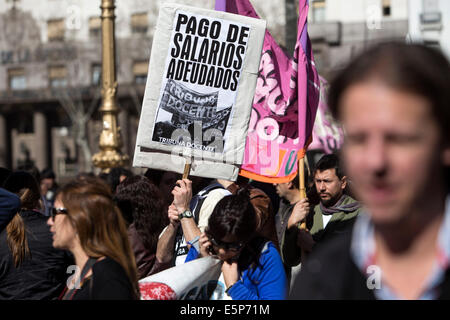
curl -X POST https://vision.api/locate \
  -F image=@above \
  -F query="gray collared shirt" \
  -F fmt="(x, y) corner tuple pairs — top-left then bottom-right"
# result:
(350, 196), (450, 300)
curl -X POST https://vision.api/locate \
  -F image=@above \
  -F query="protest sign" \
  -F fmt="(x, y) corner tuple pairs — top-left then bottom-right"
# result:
(139, 256), (224, 300)
(133, 3), (266, 181)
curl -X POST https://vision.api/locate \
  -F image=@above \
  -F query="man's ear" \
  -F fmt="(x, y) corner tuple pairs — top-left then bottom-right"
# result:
(287, 181), (294, 190)
(443, 146), (450, 166)
(341, 176), (348, 190)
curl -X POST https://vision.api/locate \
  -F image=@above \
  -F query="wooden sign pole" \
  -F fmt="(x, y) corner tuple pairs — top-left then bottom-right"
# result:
(182, 162), (191, 179)
(298, 156), (308, 262)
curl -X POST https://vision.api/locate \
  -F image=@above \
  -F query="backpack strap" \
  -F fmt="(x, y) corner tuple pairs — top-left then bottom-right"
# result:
(191, 182), (225, 224)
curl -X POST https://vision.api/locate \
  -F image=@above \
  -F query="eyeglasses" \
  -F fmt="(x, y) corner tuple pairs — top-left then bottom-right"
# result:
(51, 207), (68, 222)
(208, 236), (244, 252)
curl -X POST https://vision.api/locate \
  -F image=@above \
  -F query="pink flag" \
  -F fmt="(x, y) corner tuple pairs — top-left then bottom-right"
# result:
(308, 76), (345, 154)
(216, 0), (320, 183)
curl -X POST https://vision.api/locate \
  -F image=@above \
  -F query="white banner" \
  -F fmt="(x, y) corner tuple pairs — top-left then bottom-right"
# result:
(133, 3), (266, 181)
(139, 256), (225, 300)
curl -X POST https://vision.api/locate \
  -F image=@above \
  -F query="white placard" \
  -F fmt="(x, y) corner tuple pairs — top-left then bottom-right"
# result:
(133, 3), (266, 181)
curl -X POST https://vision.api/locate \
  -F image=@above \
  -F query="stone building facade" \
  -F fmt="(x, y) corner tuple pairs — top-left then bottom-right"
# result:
(304, 0), (410, 79)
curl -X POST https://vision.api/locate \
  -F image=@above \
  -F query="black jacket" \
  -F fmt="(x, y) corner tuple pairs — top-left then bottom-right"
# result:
(289, 230), (450, 300)
(69, 257), (137, 300)
(0, 210), (74, 299)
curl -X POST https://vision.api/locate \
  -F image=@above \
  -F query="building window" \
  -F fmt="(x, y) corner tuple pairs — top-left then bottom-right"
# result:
(133, 61), (148, 84)
(92, 63), (102, 86)
(131, 12), (148, 34)
(49, 65), (67, 88)
(8, 68), (27, 90)
(420, 0), (441, 30)
(47, 19), (65, 41)
(382, 0), (391, 16)
(311, 0), (326, 23)
(89, 17), (101, 38)
(423, 0), (439, 12)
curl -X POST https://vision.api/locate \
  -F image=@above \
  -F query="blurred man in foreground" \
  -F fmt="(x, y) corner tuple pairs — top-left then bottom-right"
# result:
(290, 43), (450, 300)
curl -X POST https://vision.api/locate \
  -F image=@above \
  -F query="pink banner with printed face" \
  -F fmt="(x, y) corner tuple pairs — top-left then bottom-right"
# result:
(308, 76), (344, 154)
(216, 0), (320, 183)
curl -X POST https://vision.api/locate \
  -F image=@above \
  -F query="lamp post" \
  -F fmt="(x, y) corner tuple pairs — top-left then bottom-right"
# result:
(92, 0), (129, 171)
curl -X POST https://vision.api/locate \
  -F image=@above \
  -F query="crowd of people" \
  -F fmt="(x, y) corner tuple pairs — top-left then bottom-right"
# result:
(0, 42), (449, 300)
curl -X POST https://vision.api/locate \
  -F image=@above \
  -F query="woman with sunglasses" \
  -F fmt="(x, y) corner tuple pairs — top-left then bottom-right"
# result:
(47, 176), (140, 300)
(198, 188), (288, 300)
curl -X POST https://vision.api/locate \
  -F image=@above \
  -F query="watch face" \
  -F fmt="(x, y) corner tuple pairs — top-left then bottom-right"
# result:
(179, 210), (193, 219)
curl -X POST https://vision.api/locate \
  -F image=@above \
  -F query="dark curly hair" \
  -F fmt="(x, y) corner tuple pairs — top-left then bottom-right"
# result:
(314, 153), (343, 179)
(114, 175), (169, 253)
(207, 188), (256, 243)
(207, 188), (267, 270)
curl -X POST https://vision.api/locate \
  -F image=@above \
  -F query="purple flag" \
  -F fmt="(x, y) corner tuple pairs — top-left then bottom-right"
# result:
(216, 0), (320, 183)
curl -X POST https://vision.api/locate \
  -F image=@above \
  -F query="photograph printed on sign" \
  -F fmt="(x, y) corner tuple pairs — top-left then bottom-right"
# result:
(151, 10), (250, 154)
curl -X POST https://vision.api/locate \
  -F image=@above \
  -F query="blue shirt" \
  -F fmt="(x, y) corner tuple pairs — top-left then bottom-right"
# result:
(227, 242), (288, 300)
(350, 195), (450, 300)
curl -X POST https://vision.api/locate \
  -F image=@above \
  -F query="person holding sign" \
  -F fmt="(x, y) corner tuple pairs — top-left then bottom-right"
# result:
(156, 178), (230, 267)
(281, 154), (361, 268)
(197, 188), (288, 300)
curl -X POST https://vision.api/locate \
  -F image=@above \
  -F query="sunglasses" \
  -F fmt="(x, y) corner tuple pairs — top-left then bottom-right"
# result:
(51, 207), (68, 222)
(208, 235), (244, 252)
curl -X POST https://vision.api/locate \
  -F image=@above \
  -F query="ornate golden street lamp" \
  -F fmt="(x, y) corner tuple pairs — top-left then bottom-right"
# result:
(92, 0), (129, 171)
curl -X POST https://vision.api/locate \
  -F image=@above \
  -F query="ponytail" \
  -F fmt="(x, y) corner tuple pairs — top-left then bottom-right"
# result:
(6, 213), (30, 267)
(3, 171), (41, 268)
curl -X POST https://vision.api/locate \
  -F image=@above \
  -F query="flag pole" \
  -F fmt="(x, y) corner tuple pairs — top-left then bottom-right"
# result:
(298, 156), (307, 229)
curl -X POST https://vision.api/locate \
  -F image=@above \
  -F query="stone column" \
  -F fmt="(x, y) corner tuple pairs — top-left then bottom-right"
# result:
(33, 112), (48, 170)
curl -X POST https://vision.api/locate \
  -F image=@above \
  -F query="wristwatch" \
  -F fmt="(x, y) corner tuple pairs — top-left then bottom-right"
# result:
(178, 210), (193, 220)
